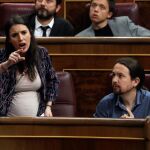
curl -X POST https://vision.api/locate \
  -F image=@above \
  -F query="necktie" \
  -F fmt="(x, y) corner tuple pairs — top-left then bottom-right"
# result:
(40, 26), (49, 37)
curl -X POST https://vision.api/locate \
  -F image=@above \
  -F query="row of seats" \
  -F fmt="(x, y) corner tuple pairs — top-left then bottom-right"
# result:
(0, 2), (140, 35)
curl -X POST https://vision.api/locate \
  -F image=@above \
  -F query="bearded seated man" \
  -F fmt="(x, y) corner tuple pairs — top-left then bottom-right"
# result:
(24, 0), (74, 37)
(94, 57), (150, 119)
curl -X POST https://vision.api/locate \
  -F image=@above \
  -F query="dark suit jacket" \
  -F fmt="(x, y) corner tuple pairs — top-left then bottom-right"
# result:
(24, 14), (75, 36)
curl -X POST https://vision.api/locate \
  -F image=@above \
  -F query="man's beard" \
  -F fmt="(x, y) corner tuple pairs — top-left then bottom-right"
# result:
(36, 8), (56, 20)
(112, 84), (135, 95)
(113, 86), (122, 95)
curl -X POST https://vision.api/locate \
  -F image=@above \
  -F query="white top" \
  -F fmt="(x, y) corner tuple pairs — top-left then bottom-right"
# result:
(7, 69), (42, 117)
(34, 16), (54, 37)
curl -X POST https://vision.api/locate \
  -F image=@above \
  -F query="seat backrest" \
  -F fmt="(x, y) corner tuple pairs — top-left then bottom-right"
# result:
(52, 72), (76, 117)
(144, 74), (150, 90)
(0, 3), (35, 36)
(115, 3), (140, 25)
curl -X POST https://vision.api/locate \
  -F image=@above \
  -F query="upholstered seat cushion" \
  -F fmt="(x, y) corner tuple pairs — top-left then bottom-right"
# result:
(144, 74), (150, 90)
(0, 3), (35, 35)
(114, 3), (140, 25)
(52, 72), (76, 117)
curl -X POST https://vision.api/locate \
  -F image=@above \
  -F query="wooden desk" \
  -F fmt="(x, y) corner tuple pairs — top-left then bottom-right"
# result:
(0, 117), (148, 150)
(0, 37), (150, 117)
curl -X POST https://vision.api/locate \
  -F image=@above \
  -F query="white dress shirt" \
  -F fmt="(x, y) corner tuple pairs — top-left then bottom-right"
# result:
(34, 17), (54, 37)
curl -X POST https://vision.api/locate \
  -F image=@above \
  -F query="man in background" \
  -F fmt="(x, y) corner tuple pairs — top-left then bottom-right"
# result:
(76, 0), (150, 36)
(25, 0), (74, 37)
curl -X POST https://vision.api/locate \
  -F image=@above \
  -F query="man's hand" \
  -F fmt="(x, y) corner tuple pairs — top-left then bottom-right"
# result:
(120, 107), (134, 119)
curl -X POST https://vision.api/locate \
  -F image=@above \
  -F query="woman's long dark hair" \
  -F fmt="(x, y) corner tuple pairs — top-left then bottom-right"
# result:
(5, 15), (39, 81)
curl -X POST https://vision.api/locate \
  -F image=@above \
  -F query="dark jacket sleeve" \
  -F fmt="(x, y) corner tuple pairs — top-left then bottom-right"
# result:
(38, 46), (59, 102)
